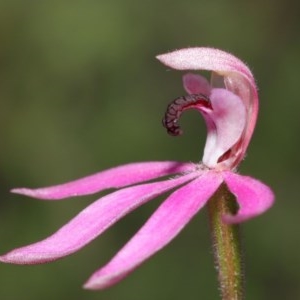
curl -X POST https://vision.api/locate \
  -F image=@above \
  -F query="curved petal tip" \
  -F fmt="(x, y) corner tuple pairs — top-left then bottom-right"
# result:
(223, 171), (274, 224)
(83, 271), (128, 290)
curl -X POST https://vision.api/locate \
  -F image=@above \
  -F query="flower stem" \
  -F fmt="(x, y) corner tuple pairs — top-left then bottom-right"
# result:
(207, 183), (244, 300)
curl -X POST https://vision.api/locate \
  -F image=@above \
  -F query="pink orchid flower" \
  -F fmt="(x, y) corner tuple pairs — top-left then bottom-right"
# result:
(0, 47), (274, 290)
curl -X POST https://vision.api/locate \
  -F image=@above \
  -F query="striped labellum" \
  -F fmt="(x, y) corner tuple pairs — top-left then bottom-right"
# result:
(162, 93), (212, 136)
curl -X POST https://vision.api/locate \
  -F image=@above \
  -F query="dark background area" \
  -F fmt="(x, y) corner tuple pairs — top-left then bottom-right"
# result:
(0, 0), (299, 299)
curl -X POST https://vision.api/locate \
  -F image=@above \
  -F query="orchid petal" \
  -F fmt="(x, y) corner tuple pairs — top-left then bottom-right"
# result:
(0, 172), (200, 265)
(222, 171), (275, 223)
(202, 88), (246, 168)
(83, 171), (223, 290)
(182, 73), (211, 95)
(156, 47), (255, 90)
(157, 47), (258, 168)
(11, 161), (194, 200)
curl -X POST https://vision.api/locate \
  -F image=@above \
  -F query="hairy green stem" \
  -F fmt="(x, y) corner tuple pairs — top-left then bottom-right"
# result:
(207, 183), (244, 300)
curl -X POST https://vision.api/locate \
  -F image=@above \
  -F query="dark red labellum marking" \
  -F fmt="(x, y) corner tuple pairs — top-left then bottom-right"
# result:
(162, 93), (212, 136)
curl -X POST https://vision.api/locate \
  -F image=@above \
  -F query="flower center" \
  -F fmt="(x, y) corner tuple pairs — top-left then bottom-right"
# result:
(162, 88), (246, 171)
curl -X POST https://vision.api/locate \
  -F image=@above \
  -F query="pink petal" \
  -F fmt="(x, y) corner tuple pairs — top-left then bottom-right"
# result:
(202, 88), (246, 169)
(83, 171), (223, 290)
(157, 47), (258, 168)
(0, 172), (199, 264)
(11, 161), (194, 200)
(182, 73), (211, 95)
(157, 47), (255, 89)
(222, 171), (275, 223)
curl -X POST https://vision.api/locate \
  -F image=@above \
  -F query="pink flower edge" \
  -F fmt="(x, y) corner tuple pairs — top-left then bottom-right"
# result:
(222, 172), (274, 223)
(11, 161), (194, 200)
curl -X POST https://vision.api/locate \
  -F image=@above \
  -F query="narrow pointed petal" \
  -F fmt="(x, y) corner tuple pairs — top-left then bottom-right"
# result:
(182, 73), (211, 95)
(222, 171), (274, 223)
(83, 171), (223, 290)
(157, 47), (258, 167)
(0, 172), (199, 264)
(11, 161), (194, 200)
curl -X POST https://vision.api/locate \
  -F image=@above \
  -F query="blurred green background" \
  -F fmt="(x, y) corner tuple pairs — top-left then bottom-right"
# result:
(0, 0), (299, 299)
